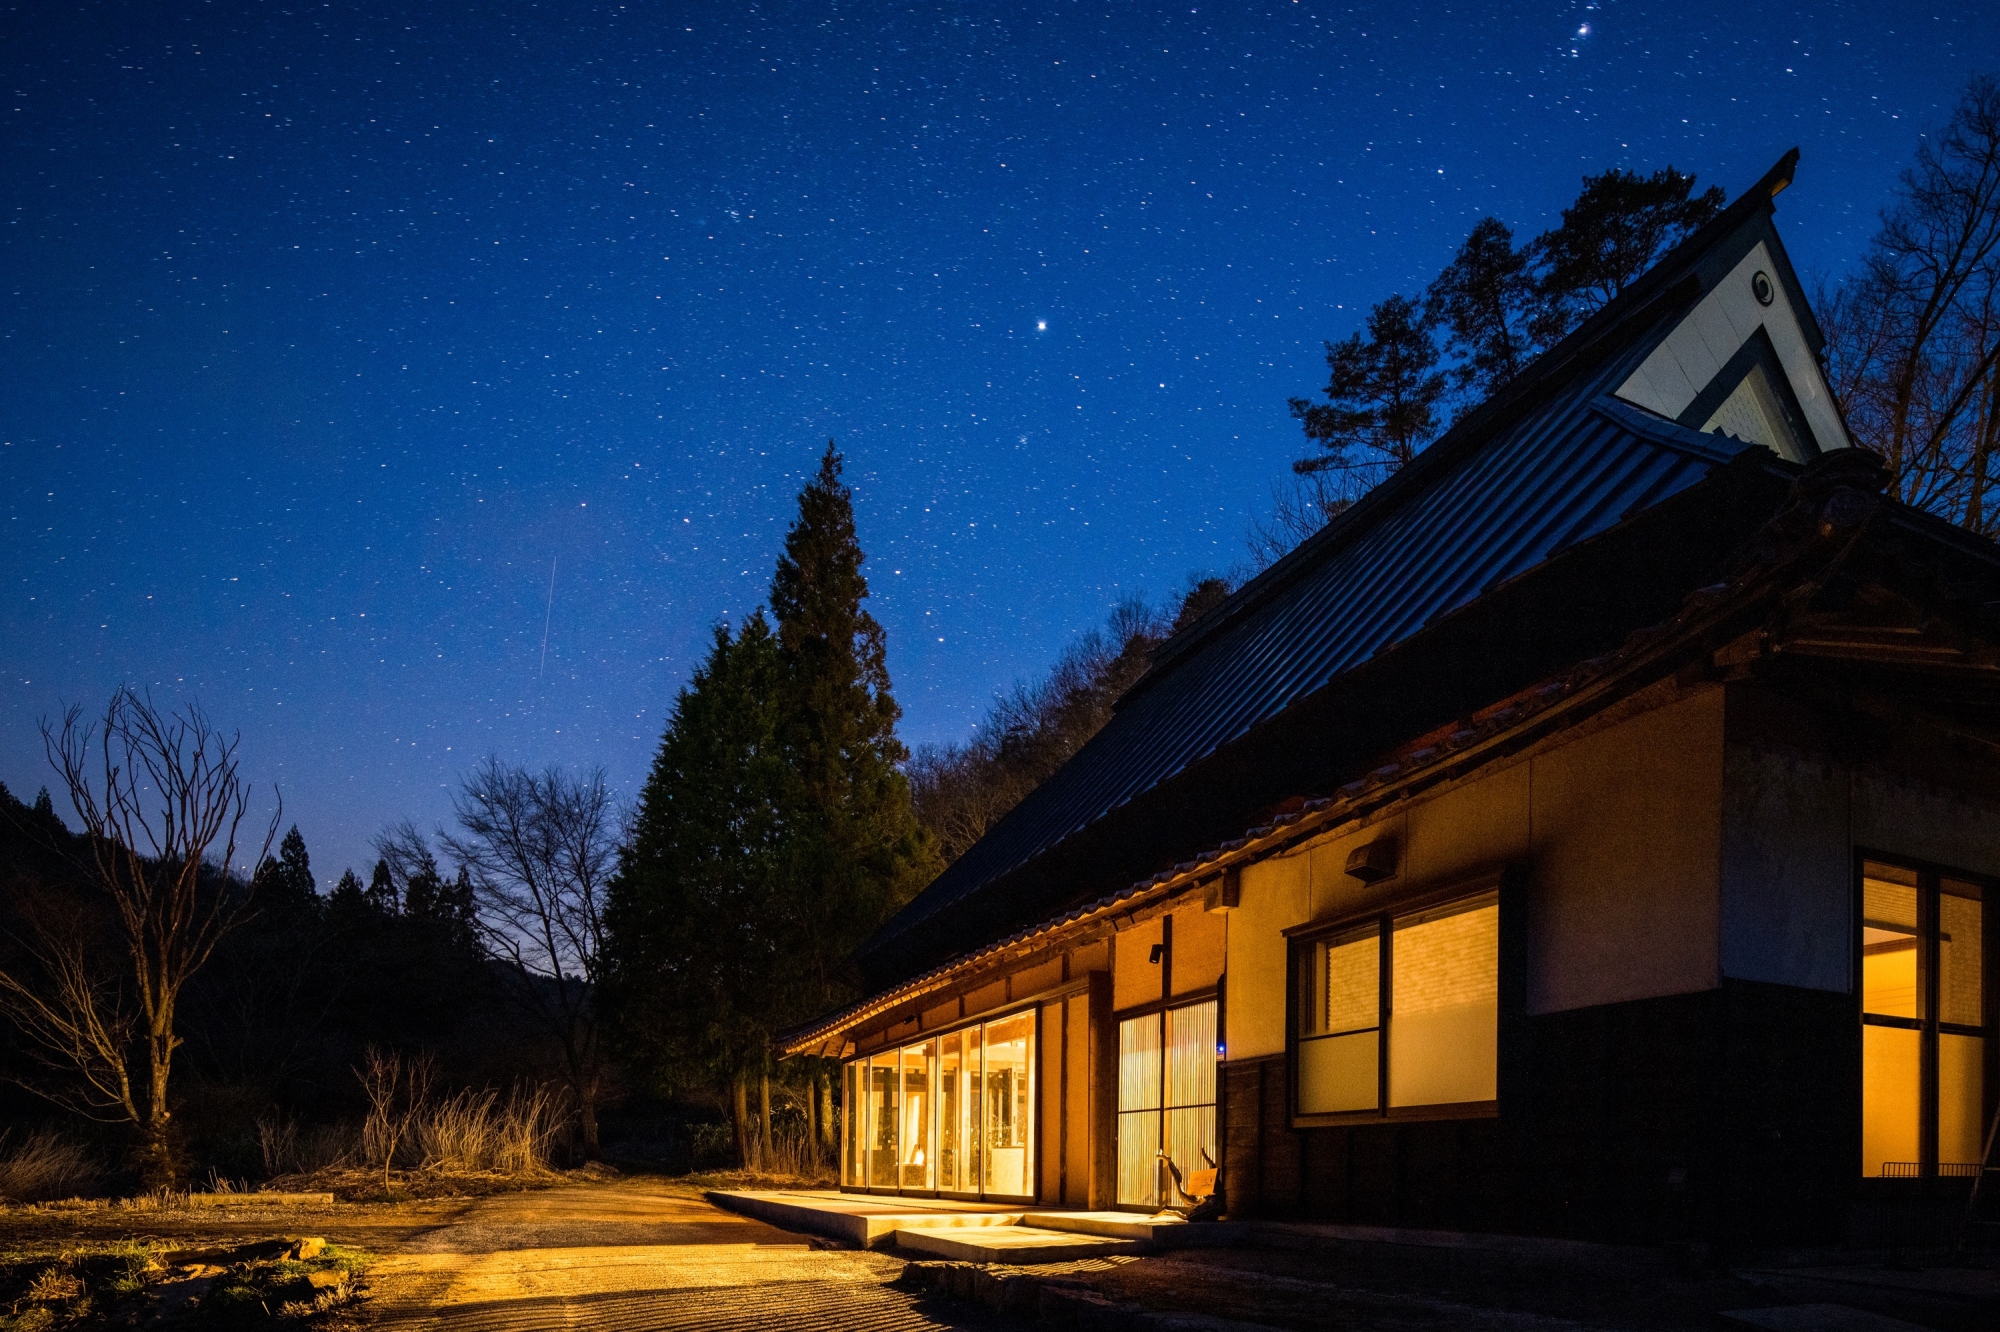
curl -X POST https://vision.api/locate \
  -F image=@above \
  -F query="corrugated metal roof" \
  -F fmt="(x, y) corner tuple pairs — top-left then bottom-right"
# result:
(876, 358), (1755, 952)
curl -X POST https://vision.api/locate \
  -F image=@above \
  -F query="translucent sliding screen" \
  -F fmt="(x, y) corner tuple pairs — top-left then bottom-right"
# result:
(1296, 898), (1497, 1117)
(1297, 929), (1380, 1114)
(1116, 1010), (1164, 1207)
(1940, 879), (1985, 1170)
(1859, 860), (1988, 1178)
(1116, 999), (1218, 1208)
(842, 1010), (1030, 1198)
(1389, 904), (1499, 1107)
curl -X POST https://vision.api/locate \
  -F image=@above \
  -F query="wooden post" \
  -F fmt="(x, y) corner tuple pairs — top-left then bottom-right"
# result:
(1087, 969), (1117, 1208)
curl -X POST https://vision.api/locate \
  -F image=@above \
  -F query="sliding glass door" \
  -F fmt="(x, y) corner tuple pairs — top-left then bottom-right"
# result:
(1116, 999), (1218, 1209)
(841, 1009), (1035, 1199)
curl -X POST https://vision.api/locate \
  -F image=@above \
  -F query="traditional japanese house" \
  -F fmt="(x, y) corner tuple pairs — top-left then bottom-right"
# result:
(781, 151), (2000, 1246)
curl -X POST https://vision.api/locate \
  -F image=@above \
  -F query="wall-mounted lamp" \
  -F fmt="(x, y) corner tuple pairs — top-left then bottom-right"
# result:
(1148, 942), (1166, 964)
(1345, 835), (1398, 884)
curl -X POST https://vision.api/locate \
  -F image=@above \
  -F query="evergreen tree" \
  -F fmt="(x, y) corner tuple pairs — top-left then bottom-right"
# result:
(767, 445), (938, 1027)
(603, 613), (790, 1155)
(365, 859), (399, 915)
(329, 868), (368, 916)
(251, 825), (317, 906)
(1288, 294), (1449, 494)
(1425, 218), (1538, 397)
(1526, 165), (1725, 342)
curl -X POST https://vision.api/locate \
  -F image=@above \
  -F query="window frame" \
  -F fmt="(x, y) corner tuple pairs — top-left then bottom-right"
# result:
(1286, 881), (1501, 1129)
(1855, 849), (1997, 1180)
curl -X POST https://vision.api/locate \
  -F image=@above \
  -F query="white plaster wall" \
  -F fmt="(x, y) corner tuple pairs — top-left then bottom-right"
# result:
(1527, 689), (1725, 1014)
(1224, 849), (1308, 1058)
(1616, 240), (1851, 457)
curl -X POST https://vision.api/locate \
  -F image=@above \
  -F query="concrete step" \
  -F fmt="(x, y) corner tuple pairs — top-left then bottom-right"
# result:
(1022, 1210), (1246, 1248)
(706, 1189), (1021, 1248)
(895, 1223), (1141, 1264)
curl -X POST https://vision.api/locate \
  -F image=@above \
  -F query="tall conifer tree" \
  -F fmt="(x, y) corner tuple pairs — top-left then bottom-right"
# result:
(603, 613), (790, 1156)
(767, 444), (937, 1026)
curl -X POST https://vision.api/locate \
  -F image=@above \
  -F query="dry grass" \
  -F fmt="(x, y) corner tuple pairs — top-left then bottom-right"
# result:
(258, 1117), (353, 1177)
(414, 1084), (567, 1176)
(738, 1127), (835, 1185)
(0, 1131), (103, 1204)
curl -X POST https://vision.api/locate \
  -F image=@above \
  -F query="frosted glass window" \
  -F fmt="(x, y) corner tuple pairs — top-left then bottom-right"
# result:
(1390, 905), (1499, 1108)
(1295, 899), (1498, 1118)
(1941, 883), (1984, 1029)
(1858, 859), (1989, 1179)
(1861, 1024), (1920, 1177)
(1298, 1030), (1378, 1113)
(1862, 868), (1921, 1019)
(1940, 1033), (1986, 1171)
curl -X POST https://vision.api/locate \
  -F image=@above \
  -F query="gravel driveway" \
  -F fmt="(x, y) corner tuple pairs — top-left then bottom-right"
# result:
(354, 1179), (1001, 1331)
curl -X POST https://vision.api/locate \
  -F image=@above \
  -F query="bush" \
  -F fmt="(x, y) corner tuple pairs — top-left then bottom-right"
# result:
(0, 1129), (104, 1202)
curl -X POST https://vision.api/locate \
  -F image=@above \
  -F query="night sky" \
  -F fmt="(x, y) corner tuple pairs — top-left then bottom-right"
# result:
(5, 2), (1995, 886)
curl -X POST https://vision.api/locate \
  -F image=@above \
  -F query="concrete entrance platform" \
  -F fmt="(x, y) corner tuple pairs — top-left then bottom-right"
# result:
(1022, 1210), (1246, 1248)
(896, 1223), (1139, 1264)
(706, 1189), (1022, 1248)
(708, 1190), (1248, 1260)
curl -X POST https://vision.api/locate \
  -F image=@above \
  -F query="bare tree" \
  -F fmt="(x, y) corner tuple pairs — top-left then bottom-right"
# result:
(441, 758), (615, 1157)
(1247, 470), (1355, 570)
(0, 690), (276, 1187)
(1824, 75), (2000, 531)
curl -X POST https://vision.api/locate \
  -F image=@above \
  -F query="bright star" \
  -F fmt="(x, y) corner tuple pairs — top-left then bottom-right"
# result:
(1036, 319), (1047, 331)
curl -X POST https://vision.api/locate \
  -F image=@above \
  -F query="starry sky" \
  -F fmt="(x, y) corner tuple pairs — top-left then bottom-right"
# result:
(4, 1), (1996, 886)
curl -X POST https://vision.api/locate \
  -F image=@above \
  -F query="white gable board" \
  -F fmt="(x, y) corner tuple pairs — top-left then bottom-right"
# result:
(1614, 240), (1850, 460)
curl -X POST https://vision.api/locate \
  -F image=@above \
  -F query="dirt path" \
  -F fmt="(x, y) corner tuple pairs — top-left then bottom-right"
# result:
(352, 1179), (1001, 1331)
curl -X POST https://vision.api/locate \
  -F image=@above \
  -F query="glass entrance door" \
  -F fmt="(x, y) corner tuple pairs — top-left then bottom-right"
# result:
(1116, 999), (1218, 1208)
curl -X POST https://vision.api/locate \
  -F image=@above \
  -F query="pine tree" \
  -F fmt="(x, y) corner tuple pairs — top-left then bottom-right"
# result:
(767, 444), (938, 1026)
(1425, 218), (1538, 397)
(1288, 294), (1449, 493)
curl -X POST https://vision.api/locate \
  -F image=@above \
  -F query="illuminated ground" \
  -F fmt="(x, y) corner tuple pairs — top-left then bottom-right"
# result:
(352, 1179), (1004, 1331)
